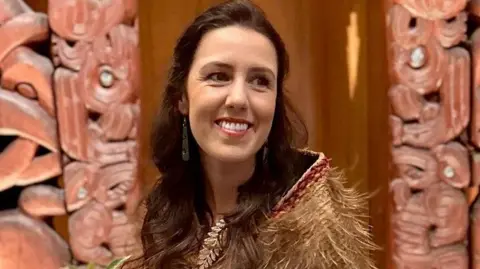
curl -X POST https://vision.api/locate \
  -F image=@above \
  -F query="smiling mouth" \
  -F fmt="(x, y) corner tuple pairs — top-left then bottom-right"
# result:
(215, 119), (253, 134)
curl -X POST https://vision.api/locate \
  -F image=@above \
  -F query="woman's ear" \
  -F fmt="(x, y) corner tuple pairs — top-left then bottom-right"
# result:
(178, 95), (189, 115)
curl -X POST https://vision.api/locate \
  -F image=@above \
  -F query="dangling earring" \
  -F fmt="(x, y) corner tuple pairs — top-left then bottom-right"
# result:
(182, 117), (190, 161)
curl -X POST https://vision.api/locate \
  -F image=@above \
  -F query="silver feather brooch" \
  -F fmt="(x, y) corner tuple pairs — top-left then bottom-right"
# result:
(197, 218), (227, 269)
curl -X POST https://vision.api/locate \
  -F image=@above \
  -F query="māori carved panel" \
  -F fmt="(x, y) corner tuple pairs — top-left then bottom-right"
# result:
(0, 0), (141, 267)
(387, 0), (480, 268)
(0, 0), (69, 268)
(49, 0), (141, 266)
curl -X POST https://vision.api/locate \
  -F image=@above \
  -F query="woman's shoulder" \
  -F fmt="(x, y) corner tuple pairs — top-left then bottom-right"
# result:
(258, 148), (378, 269)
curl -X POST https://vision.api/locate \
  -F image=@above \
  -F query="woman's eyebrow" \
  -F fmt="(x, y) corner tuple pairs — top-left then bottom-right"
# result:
(199, 61), (233, 71)
(249, 67), (276, 78)
(199, 61), (276, 78)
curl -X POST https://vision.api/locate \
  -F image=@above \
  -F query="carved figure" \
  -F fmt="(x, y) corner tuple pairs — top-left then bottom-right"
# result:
(0, 0), (70, 268)
(0, 0), (141, 267)
(388, 1), (471, 268)
(49, 0), (141, 265)
(470, 5), (480, 269)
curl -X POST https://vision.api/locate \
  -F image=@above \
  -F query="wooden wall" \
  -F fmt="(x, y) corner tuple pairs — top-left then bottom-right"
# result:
(138, 0), (391, 268)
(24, 0), (47, 12)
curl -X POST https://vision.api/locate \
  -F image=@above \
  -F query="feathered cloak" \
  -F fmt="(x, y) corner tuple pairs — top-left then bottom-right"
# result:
(131, 150), (377, 269)
(255, 150), (377, 269)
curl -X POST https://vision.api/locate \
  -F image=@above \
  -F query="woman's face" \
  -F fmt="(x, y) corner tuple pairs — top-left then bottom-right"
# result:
(180, 25), (278, 163)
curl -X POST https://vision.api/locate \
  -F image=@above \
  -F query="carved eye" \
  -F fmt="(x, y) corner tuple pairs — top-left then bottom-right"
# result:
(409, 46), (426, 69)
(99, 67), (115, 88)
(77, 186), (88, 200)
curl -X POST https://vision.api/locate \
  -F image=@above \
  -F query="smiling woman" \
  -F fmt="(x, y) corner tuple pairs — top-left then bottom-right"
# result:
(180, 25), (277, 166)
(131, 1), (377, 269)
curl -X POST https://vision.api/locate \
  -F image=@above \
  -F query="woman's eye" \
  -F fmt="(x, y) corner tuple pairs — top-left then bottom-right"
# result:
(251, 76), (271, 88)
(208, 72), (230, 82)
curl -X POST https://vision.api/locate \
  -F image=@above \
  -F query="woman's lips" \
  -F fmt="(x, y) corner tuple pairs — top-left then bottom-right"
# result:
(215, 118), (252, 137)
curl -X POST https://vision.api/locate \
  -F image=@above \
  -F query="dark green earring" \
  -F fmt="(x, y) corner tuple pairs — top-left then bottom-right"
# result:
(182, 117), (190, 161)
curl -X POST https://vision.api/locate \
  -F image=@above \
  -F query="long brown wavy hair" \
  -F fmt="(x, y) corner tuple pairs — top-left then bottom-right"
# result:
(139, 1), (308, 268)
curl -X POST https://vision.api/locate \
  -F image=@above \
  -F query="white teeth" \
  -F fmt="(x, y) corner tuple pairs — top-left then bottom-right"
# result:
(218, 121), (249, 132)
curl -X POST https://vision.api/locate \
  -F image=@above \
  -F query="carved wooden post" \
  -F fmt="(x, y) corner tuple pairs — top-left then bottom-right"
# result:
(0, 0), (70, 268)
(48, 0), (141, 266)
(387, 0), (471, 268)
(0, 0), (141, 267)
(469, 2), (480, 269)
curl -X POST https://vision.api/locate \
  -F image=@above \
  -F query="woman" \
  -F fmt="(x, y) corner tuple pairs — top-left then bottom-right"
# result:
(137, 0), (376, 268)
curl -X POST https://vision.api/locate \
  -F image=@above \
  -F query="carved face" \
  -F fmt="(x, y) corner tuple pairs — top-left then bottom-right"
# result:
(180, 26), (278, 163)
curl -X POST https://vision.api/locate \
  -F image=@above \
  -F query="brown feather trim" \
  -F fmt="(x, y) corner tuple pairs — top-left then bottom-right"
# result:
(258, 156), (378, 269)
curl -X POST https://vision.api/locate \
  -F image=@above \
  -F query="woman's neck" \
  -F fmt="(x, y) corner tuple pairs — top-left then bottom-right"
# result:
(201, 154), (255, 219)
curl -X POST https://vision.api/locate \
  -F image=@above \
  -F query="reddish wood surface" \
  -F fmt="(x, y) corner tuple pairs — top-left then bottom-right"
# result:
(49, 0), (141, 266)
(386, 1), (476, 268)
(0, 0), (141, 267)
(0, 1), (69, 268)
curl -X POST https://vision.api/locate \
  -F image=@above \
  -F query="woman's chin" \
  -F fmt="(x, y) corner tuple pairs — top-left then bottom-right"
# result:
(205, 146), (258, 164)
(215, 153), (254, 163)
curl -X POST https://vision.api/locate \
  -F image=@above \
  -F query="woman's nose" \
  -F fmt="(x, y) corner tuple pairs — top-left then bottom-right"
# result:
(225, 80), (248, 110)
